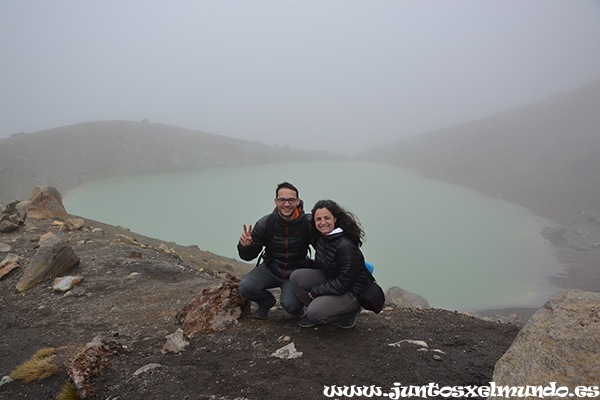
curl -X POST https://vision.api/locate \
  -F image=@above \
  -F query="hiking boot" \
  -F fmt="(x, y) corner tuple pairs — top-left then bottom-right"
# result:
(298, 317), (317, 328)
(337, 311), (359, 329)
(253, 297), (276, 319)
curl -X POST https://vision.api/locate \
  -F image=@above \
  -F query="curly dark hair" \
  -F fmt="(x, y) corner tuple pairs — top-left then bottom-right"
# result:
(311, 199), (365, 247)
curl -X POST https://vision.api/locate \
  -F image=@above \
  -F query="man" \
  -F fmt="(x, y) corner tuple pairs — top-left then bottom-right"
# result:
(237, 182), (312, 319)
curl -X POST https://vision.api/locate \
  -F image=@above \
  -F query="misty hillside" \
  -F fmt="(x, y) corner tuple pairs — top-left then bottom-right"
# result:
(359, 78), (600, 225)
(0, 120), (341, 203)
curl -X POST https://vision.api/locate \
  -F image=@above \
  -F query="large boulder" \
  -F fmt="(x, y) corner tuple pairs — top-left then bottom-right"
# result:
(16, 235), (80, 292)
(385, 286), (430, 309)
(17, 186), (69, 220)
(489, 290), (600, 398)
(178, 274), (250, 338)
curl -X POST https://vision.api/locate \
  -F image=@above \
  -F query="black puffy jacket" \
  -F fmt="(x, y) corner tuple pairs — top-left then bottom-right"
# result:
(237, 201), (311, 279)
(310, 230), (374, 298)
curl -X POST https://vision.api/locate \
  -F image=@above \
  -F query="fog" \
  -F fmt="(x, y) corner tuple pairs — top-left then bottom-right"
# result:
(2, 1), (600, 155)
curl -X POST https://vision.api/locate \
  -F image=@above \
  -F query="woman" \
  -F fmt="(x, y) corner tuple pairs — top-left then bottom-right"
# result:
(290, 199), (374, 328)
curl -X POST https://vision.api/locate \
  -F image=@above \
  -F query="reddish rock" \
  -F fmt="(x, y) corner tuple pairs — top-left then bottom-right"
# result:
(0, 254), (20, 280)
(39, 231), (58, 245)
(17, 186), (69, 220)
(64, 336), (127, 399)
(178, 274), (250, 338)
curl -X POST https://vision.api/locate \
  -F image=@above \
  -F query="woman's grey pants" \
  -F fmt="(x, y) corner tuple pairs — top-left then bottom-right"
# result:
(290, 268), (360, 325)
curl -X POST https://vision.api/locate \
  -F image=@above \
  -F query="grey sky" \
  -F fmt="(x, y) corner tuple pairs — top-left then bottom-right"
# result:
(2, 1), (600, 155)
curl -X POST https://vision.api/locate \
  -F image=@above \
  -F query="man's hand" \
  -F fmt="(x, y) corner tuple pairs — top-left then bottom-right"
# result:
(239, 224), (253, 247)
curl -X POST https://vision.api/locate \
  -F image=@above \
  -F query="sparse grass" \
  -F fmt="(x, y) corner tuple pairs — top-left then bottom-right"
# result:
(9, 344), (85, 384)
(32, 347), (56, 360)
(57, 381), (81, 400)
(9, 349), (60, 383)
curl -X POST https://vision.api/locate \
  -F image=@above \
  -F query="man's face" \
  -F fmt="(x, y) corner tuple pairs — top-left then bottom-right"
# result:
(275, 188), (299, 221)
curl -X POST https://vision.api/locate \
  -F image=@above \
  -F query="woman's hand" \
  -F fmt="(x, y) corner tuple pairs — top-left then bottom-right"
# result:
(239, 224), (253, 247)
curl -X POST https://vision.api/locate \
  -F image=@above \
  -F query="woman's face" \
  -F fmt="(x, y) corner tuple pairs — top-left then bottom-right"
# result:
(314, 207), (337, 235)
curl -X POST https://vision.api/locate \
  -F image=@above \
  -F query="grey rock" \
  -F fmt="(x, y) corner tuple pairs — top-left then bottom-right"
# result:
(61, 217), (85, 231)
(0, 375), (13, 387)
(0, 220), (19, 233)
(0, 200), (20, 214)
(162, 328), (189, 354)
(133, 363), (164, 377)
(271, 342), (303, 359)
(384, 286), (430, 309)
(16, 235), (80, 292)
(489, 290), (600, 397)
(53, 275), (85, 292)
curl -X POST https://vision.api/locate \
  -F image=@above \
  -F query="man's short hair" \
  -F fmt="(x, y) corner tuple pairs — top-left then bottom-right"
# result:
(276, 182), (299, 198)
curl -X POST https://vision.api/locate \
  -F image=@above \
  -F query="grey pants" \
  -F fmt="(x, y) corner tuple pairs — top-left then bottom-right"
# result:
(290, 268), (360, 325)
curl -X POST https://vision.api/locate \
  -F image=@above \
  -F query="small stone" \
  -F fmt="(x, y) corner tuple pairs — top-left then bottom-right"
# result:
(61, 218), (85, 231)
(128, 251), (143, 259)
(0, 375), (13, 387)
(0, 243), (12, 252)
(133, 363), (163, 377)
(53, 276), (84, 292)
(158, 243), (172, 252)
(433, 355), (443, 361)
(388, 339), (429, 348)
(162, 328), (189, 354)
(271, 342), (303, 359)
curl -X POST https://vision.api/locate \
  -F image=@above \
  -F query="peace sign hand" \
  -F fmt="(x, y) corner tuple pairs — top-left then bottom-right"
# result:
(239, 224), (253, 247)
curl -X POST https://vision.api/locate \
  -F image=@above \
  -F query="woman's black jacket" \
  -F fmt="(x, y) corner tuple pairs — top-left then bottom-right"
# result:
(310, 230), (374, 298)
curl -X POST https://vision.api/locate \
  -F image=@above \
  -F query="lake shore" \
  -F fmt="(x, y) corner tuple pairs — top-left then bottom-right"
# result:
(474, 220), (600, 323)
(4, 163), (599, 318)
(403, 165), (600, 315)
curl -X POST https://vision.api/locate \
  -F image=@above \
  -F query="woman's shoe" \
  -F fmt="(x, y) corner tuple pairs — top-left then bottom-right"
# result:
(298, 317), (317, 328)
(337, 311), (359, 329)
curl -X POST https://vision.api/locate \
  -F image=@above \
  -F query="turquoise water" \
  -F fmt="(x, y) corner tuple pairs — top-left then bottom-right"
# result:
(64, 161), (563, 311)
